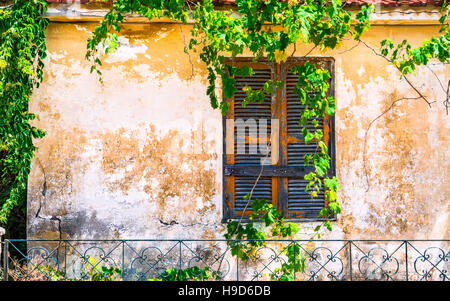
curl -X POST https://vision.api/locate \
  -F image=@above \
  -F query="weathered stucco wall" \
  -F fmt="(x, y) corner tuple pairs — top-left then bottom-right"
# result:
(27, 14), (449, 242)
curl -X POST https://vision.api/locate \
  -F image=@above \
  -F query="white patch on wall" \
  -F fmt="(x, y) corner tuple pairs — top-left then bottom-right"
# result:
(357, 65), (365, 77)
(48, 51), (66, 61)
(335, 64), (356, 110)
(103, 36), (148, 63)
(153, 28), (174, 43)
(74, 24), (89, 33)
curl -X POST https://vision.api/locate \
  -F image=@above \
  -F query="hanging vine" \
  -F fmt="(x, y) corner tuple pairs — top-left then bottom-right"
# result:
(83, 0), (375, 279)
(86, 0), (374, 221)
(0, 0), (448, 279)
(0, 0), (48, 224)
(83, 0), (449, 279)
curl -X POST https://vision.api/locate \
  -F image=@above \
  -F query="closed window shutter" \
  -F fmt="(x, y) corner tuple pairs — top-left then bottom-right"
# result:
(234, 68), (272, 166)
(281, 60), (334, 219)
(224, 61), (276, 219)
(223, 58), (335, 221)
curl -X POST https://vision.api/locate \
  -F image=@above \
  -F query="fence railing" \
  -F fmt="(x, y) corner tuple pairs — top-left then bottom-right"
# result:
(1, 239), (448, 281)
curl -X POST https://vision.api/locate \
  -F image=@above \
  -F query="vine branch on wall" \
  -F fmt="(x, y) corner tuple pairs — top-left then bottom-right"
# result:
(0, 0), (48, 224)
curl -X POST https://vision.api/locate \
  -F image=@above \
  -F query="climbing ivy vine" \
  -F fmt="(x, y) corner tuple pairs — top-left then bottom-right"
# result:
(84, 0), (448, 279)
(380, 3), (449, 76)
(83, 0), (372, 280)
(0, 0), (448, 280)
(0, 0), (48, 225)
(85, 0), (372, 239)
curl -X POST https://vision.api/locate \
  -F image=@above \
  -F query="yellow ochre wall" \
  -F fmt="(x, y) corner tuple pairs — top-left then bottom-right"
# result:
(27, 13), (449, 241)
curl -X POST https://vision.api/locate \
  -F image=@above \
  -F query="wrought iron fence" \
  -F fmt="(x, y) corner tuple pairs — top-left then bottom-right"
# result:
(1, 239), (448, 281)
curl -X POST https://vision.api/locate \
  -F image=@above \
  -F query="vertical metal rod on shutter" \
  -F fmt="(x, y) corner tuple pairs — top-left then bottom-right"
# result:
(329, 60), (337, 181)
(225, 88), (235, 219)
(222, 109), (227, 221)
(279, 62), (288, 217)
(272, 63), (281, 213)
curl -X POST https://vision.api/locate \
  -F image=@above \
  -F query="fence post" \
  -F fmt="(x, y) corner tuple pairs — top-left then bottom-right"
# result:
(0, 227), (4, 260)
(405, 241), (408, 281)
(293, 240), (296, 281)
(349, 240), (352, 281)
(122, 240), (125, 281)
(179, 240), (182, 271)
(1, 227), (6, 281)
(236, 240), (239, 281)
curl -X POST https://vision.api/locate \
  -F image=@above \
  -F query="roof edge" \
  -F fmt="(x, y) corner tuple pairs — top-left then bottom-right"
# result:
(43, 0), (445, 8)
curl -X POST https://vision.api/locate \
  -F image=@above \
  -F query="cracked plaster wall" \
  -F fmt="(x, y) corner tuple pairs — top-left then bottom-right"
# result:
(27, 21), (449, 242)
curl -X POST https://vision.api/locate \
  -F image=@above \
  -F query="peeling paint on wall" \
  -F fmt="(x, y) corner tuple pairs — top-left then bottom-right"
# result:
(27, 21), (449, 243)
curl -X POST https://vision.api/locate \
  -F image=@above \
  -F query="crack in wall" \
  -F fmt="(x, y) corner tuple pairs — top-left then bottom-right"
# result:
(33, 157), (64, 241)
(157, 218), (217, 229)
(158, 219), (179, 227)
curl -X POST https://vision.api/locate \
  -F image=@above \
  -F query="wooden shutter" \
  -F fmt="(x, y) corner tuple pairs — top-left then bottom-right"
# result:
(223, 57), (335, 221)
(280, 58), (335, 220)
(223, 60), (277, 219)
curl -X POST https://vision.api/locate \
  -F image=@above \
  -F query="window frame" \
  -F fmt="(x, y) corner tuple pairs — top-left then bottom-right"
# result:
(222, 57), (336, 223)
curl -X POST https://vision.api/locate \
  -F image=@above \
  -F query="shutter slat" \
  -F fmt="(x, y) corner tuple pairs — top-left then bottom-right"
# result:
(234, 177), (272, 210)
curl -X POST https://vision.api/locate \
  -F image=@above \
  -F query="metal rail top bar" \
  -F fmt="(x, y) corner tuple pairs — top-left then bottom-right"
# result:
(4, 239), (449, 242)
